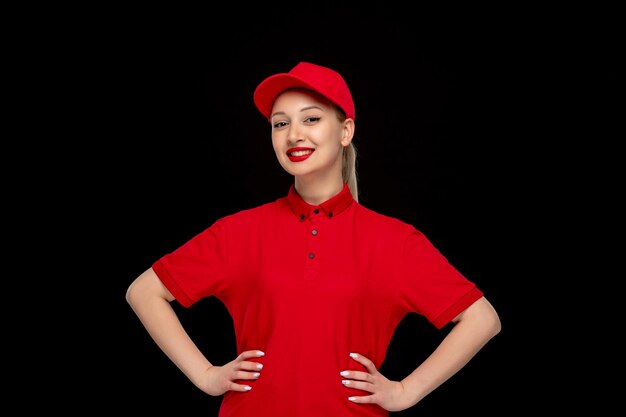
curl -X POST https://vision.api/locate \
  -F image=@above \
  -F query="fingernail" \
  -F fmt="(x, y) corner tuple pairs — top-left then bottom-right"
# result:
(244, 386), (252, 391)
(253, 372), (260, 378)
(340, 371), (349, 376)
(342, 380), (350, 385)
(349, 353), (358, 359)
(256, 364), (263, 370)
(348, 396), (357, 401)
(256, 351), (265, 356)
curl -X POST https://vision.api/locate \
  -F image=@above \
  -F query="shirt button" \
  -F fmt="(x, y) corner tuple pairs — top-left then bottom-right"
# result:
(313, 209), (319, 214)
(308, 253), (315, 259)
(328, 211), (333, 217)
(311, 229), (318, 236)
(300, 214), (305, 221)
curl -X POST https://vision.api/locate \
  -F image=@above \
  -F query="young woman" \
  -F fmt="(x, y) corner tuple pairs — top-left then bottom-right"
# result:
(126, 61), (501, 417)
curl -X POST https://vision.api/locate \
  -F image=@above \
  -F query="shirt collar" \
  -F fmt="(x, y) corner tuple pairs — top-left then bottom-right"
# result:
(287, 182), (354, 221)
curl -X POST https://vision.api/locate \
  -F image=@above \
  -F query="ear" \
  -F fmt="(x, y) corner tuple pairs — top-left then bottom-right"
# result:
(341, 118), (355, 147)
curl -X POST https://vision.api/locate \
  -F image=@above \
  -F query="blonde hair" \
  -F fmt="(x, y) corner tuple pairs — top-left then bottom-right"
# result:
(342, 142), (358, 202)
(332, 105), (358, 202)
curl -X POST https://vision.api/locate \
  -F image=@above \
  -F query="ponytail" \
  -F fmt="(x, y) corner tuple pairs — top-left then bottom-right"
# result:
(342, 142), (358, 202)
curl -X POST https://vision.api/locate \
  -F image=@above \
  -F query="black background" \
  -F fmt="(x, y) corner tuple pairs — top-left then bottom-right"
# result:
(43, 12), (565, 415)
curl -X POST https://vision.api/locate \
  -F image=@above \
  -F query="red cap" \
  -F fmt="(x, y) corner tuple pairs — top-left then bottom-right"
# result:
(253, 62), (355, 120)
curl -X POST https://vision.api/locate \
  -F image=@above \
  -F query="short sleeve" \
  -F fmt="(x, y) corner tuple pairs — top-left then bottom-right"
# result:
(397, 228), (483, 328)
(152, 219), (230, 308)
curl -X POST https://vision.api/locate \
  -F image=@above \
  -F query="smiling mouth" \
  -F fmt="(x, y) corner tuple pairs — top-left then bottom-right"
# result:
(288, 149), (314, 157)
(287, 148), (315, 162)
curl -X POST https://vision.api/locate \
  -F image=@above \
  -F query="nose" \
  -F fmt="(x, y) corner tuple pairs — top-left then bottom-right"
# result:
(287, 124), (305, 146)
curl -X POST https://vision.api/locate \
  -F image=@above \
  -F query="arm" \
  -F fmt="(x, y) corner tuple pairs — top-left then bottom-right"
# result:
(125, 268), (264, 395)
(399, 296), (501, 405)
(343, 296), (501, 411)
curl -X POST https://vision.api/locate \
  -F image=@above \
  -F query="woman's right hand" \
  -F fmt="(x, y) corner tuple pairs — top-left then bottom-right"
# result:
(200, 350), (265, 396)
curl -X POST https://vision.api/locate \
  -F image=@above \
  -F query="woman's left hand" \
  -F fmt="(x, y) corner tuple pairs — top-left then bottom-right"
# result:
(340, 352), (412, 412)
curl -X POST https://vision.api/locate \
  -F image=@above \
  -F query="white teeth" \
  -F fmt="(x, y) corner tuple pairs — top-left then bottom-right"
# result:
(290, 150), (312, 157)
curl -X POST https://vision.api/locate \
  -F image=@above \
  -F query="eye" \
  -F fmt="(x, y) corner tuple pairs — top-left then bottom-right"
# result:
(272, 121), (288, 129)
(304, 116), (321, 124)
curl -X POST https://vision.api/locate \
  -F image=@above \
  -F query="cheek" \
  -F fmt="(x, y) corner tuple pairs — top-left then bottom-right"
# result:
(322, 125), (345, 145)
(272, 137), (289, 166)
(271, 135), (281, 154)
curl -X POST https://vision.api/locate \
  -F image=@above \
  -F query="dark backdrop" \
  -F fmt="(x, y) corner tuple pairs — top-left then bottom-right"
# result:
(61, 14), (553, 416)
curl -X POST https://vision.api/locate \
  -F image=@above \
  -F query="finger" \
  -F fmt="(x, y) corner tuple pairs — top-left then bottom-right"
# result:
(348, 394), (376, 404)
(349, 352), (378, 374)
(238, 350), (265, 360)
(228, 382), (254, 392)
(239, 361), (265, 372)
(339, 370), (372, 382)
(341, 379), (374, 393)
(234, 370), (262, 380)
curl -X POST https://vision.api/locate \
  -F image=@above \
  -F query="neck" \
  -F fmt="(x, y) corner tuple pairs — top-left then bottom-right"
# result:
(294, 175), (344, 206)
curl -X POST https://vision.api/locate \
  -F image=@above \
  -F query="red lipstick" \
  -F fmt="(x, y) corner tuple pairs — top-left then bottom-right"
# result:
(286, 147), (315, 162)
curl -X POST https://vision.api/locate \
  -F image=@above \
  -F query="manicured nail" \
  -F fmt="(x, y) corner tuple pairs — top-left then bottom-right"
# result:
(244, 386), (252, 391)
(253, 372), (260, 378)
(256, 364), (263, 370)
(349, 353), (358, 359)
(340, 371), (349, 376)
(256, 351), (265, 356)
(348, 396), (357, 401)
(342, 380), (350, 385)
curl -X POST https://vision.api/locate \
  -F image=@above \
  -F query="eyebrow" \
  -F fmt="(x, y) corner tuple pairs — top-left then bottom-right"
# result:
(271, 105), (324, 119)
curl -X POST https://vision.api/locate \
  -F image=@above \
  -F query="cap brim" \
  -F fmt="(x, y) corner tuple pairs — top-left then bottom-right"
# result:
(253, 74), (318, 119)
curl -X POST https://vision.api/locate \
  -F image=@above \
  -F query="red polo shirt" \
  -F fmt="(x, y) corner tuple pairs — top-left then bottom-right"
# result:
(153, 183), (483, 417)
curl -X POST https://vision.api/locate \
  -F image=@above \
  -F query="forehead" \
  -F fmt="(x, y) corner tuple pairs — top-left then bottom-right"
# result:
(272, 88), (333, 111)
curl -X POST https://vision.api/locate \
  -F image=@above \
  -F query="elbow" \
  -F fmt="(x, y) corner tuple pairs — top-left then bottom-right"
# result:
(482, 300), (502, 339)
(125, 276), (145, 308)
(489, 311), (502, 339)
(125, 281), (137, 307)
(471, 297), (502, 340)
(125, 268), (173, 309)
